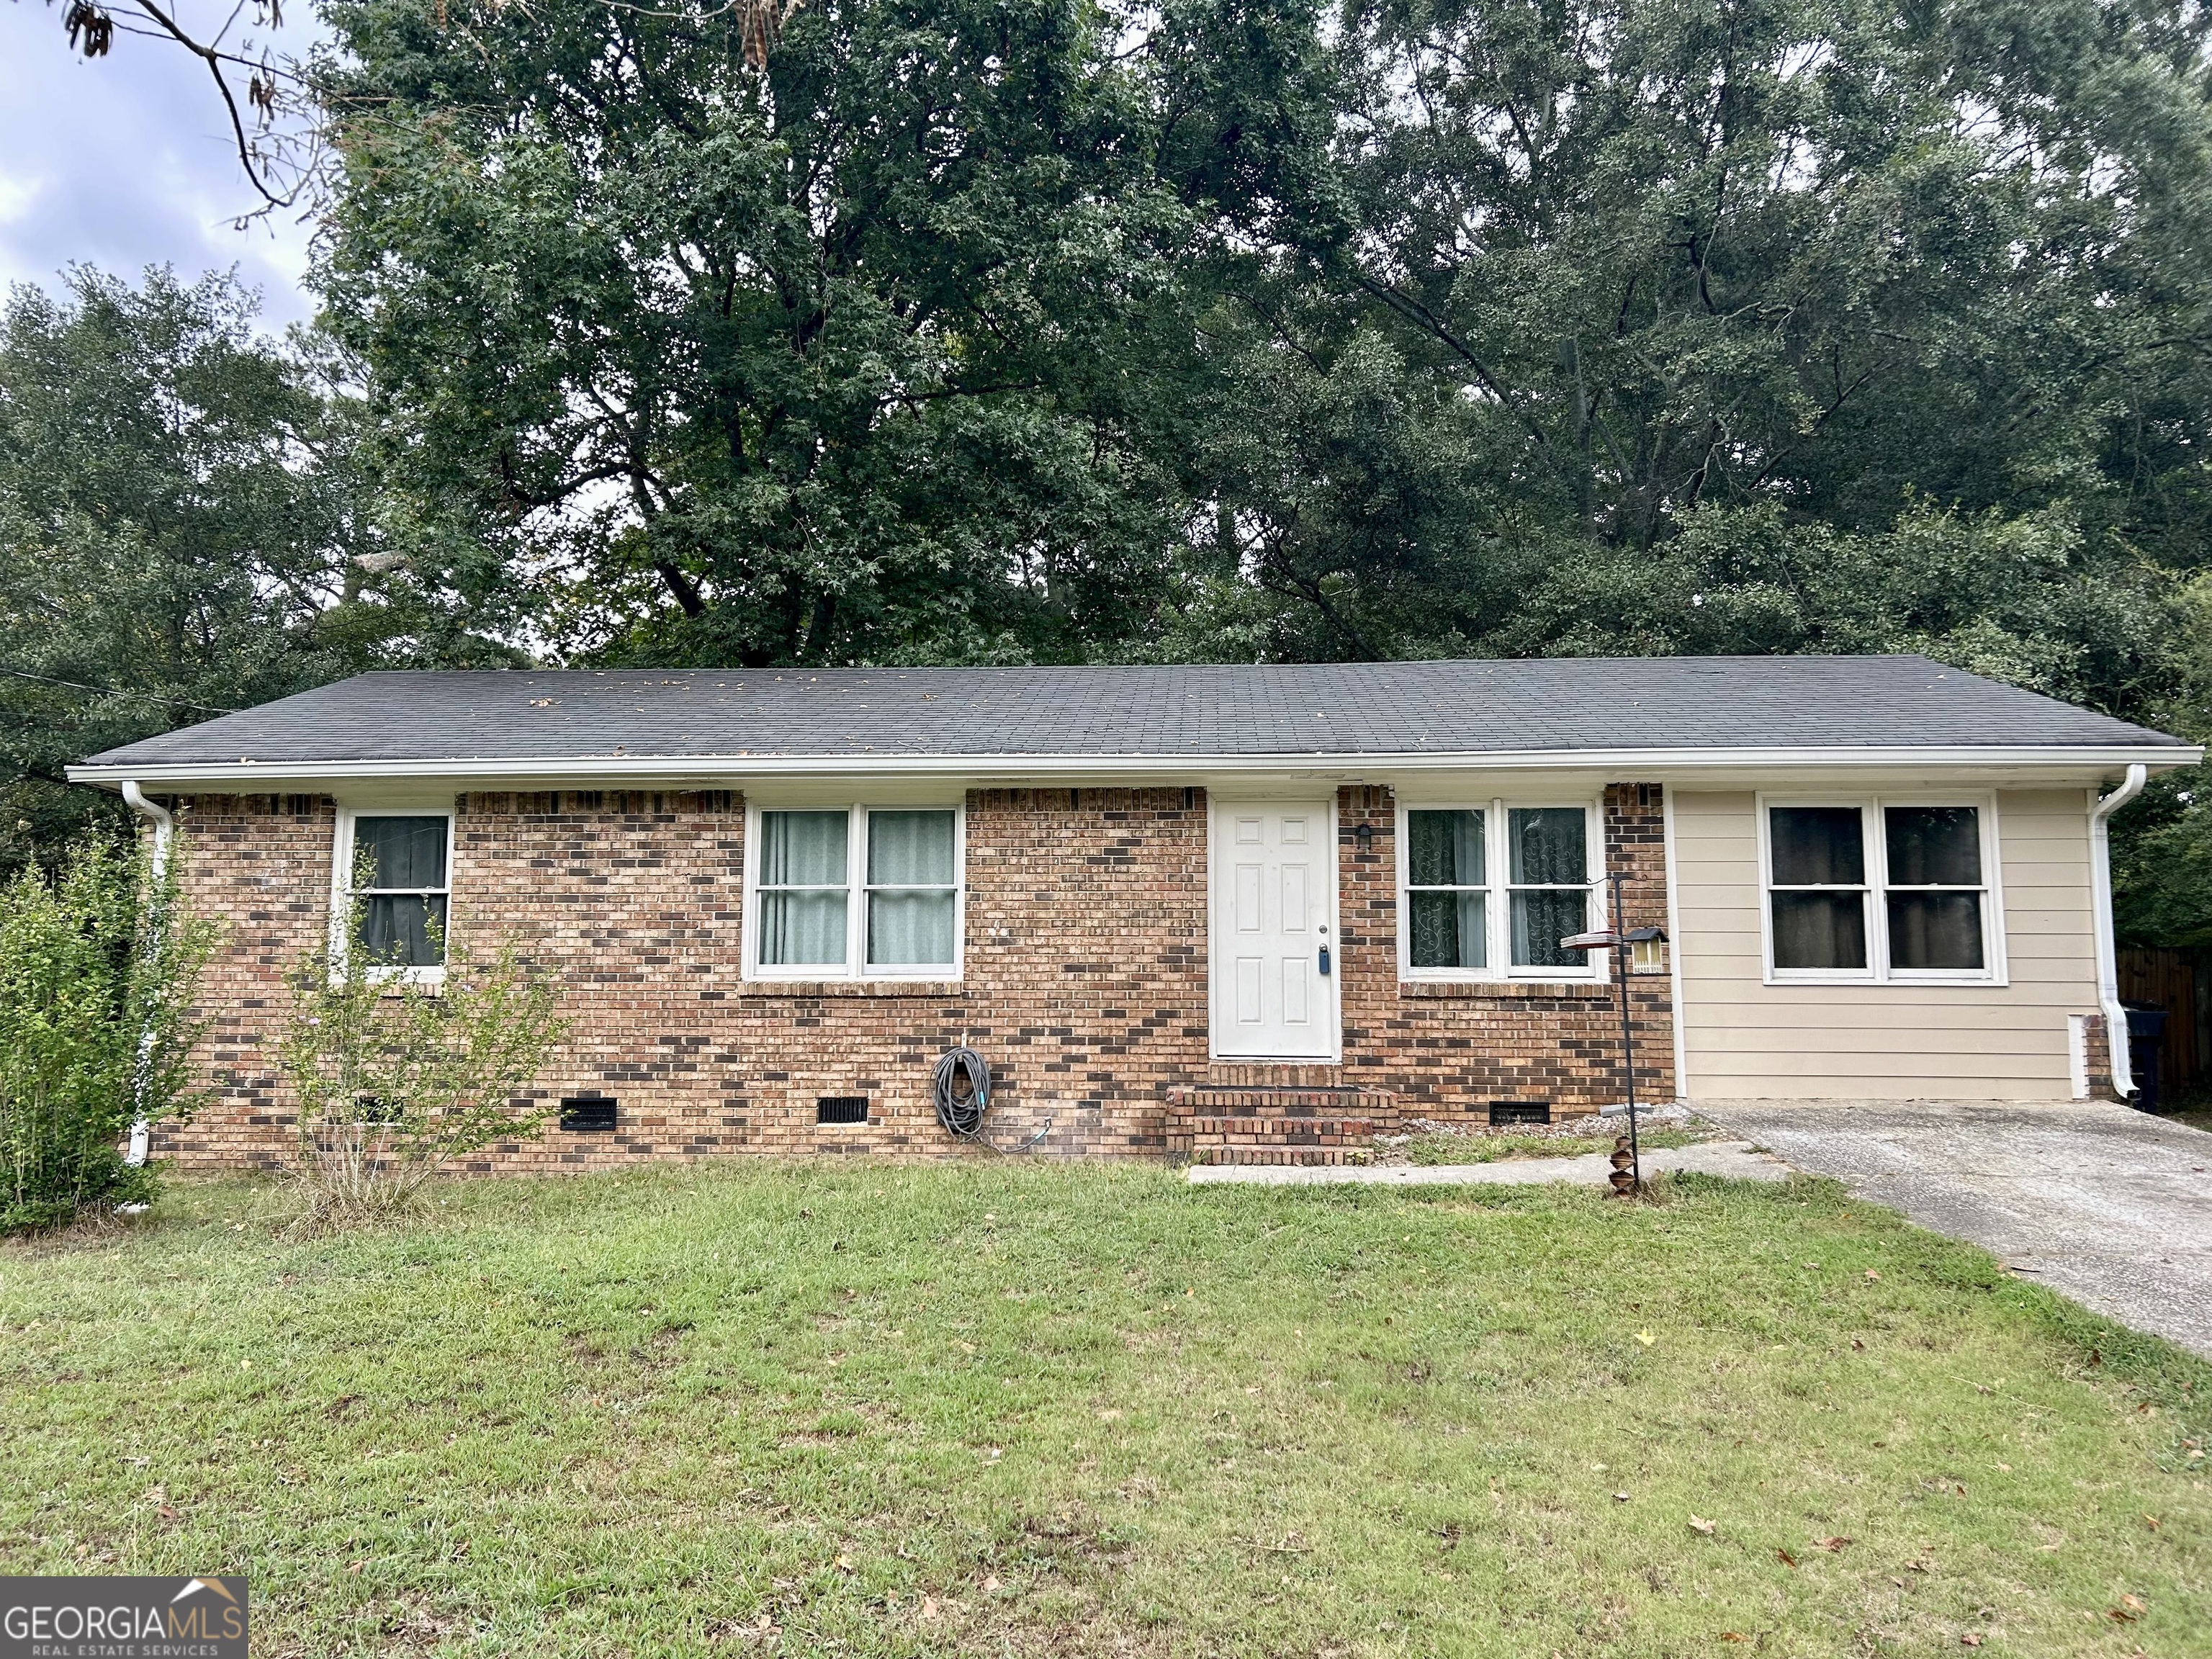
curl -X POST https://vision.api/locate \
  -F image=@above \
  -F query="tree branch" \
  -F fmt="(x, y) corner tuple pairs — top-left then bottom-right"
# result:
(1351, 273), (1550, 451)
(122, 0), (296, 208)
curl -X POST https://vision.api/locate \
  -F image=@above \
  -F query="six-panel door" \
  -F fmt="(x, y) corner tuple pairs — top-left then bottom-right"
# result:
(1210, 801), (1339, 1059)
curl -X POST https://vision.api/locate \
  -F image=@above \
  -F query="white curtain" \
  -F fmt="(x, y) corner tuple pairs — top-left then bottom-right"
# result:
(760, 811), (848, 966)
(867, 810), (956, 966)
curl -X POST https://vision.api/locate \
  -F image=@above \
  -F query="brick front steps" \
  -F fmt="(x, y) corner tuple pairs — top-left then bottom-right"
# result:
(1164, 1085), (1399, 1166)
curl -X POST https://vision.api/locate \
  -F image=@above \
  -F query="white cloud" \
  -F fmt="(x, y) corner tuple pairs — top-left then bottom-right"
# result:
(0, 174), (40, 226)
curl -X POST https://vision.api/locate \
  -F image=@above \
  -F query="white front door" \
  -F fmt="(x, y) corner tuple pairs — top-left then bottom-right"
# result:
(1210, 801), (1339, 1059)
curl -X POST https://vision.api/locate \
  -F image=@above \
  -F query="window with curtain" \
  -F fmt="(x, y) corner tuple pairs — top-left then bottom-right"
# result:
(752, 805), (961, 976)
(757, 811), (850, 967)
(866, 810), (957, 967)
(1399, 802), (1597, 978)
(1884, 806), (1985, 971)
(1763, 801), (1993, 979)
(1768, 806), (1869, 971)
(349, 814), (450, 971)
(1406, 809), (1486, 969)
(1508, 808), (1590, 969)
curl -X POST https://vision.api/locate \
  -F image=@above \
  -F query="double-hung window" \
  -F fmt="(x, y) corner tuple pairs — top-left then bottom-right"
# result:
(1401, 801), (1600, 979)
(335, 809), (452, 981)
(1763, 798), (2000, 983)
(1406, 809), (1489, 971)
(748, 804), (962, 979)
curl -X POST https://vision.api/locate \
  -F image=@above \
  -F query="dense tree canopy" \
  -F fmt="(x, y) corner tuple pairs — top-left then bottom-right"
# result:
(10, 0), (2212, 936)
(317, 0), (1214, 665)
(0, 267), (505, 868)
(1172, 0), (2212, 665)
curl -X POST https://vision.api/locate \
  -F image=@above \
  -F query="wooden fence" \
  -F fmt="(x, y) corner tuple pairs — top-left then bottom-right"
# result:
(2116, 946), (2203, 1094)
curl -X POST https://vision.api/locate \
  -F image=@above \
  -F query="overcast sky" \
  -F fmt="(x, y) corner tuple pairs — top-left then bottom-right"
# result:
(0, 2), (318, 326)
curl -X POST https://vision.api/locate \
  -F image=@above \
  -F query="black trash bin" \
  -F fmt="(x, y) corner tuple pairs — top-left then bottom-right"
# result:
(2123, 1004), (2167, 1112)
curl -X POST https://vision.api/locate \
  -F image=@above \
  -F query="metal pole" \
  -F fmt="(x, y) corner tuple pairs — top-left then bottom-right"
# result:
(1611, 869), (1642, 1194)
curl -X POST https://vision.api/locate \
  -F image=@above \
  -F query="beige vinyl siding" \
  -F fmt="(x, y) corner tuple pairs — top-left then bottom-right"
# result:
(1673, 788), (2099, 1099)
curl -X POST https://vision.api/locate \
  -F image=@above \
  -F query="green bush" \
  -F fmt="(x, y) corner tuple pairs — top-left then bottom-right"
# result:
(279, 920), (567, 1229)
(0, 834), (213, 1233)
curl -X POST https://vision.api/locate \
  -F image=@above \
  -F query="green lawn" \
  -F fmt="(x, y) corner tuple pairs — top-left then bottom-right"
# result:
(2, 1164), (2206, 1657)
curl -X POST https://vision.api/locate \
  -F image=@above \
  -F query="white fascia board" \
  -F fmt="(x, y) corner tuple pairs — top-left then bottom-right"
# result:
(64, 742), (2201, 792)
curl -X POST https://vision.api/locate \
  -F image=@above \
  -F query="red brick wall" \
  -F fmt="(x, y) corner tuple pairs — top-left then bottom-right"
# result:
(163, 793), (338, 1169)
(1336, 783), (1675, 1120)
(153, 782), (1676, 1170)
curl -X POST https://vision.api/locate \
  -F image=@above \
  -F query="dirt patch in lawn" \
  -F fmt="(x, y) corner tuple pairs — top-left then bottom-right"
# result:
(1372, 1112), (1714, 1166)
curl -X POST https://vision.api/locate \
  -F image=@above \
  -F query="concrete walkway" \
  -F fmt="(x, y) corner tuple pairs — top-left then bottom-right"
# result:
(1185, 1140), (1789, 1188)
(1694, 1099), (2212, 1361)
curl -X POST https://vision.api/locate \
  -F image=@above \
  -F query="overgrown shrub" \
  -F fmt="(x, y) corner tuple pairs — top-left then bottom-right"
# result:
(0, 834), (212, 1233)
(279, 922), (566, 1228)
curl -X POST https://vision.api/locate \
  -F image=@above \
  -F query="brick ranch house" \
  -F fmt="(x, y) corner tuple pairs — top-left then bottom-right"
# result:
(69, 656), (2197, 1169)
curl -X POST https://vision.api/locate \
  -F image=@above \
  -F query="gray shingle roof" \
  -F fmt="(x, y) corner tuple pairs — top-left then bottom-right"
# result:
(73, 657), (2187, 772)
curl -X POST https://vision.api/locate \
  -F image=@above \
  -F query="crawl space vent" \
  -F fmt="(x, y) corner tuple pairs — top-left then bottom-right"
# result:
(1488, 1102), (1552, 1127)
(559, 1096), (619, 1132)
(816, 1096), (871, 1125)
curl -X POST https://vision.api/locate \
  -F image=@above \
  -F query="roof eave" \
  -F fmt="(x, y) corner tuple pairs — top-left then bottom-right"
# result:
(64, 741), (2202, 792)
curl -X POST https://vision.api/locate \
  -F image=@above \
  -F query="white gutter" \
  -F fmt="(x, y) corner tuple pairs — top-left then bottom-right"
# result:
(120, 781), (172, 1166)
(2088, 764), (2146, 1100)
(63, 741), (2203, 791)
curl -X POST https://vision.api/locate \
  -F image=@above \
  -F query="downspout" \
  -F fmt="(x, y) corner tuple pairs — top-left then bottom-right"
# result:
(2088, 764), (2146, 1100)
(121, 781), (173, 1166)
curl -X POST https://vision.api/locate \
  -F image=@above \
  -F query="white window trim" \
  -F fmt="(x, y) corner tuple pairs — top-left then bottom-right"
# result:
(1395, 798), (1606, 983)
(329, 805), (455, 986)
(1756, 791), (2008, 987)
(741, 801), (966, 982)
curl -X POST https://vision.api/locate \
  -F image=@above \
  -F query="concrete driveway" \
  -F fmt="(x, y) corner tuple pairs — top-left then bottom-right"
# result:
(1694, 1099), (2212, 1360)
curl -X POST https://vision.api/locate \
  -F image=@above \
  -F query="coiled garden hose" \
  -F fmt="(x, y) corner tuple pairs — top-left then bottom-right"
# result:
(932, 1046), (1051, 1152)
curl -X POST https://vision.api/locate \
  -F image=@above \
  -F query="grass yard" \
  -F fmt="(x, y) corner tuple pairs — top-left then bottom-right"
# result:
(2, 1164), (2207, 1658)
